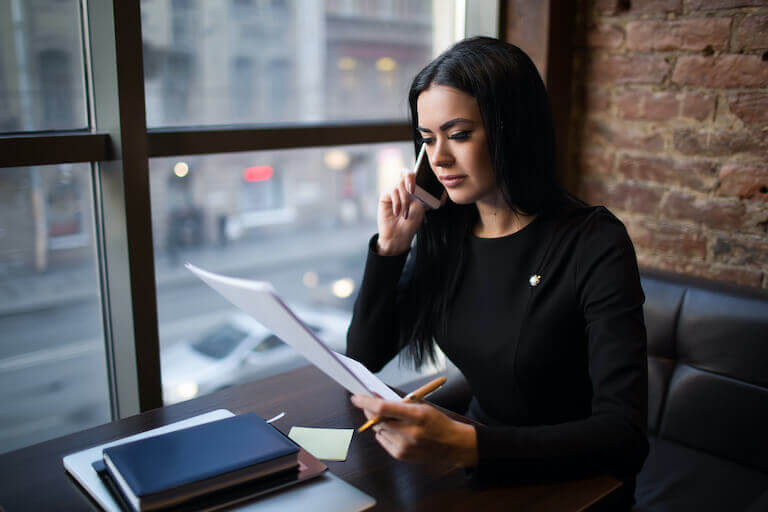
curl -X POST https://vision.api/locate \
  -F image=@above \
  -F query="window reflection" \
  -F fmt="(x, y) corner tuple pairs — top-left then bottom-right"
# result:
(0, 0), (87, 133)
(0, 165), (109, 454)
(153, 143), (445, 404)
(141, 0), (438, 127)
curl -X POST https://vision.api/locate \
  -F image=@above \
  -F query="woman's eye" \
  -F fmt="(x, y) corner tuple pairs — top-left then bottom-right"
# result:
(449, 131), (470, 140)
(421, 137), (435, 145)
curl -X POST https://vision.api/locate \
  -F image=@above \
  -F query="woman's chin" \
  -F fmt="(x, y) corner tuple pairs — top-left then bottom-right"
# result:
(445, 191), (476, 205)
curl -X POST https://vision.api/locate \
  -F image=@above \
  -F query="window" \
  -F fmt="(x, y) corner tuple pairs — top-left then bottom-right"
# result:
(0, 164), (109, 454)
(141, 0), (437, 127)
(0, 0), (87, 132)
(0, 0), (497, 450)
(230, 56), (255, 119)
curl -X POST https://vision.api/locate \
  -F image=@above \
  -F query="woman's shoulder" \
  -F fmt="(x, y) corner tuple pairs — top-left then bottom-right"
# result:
(550, 203), (628, 235)
(542, 204), (636, 264)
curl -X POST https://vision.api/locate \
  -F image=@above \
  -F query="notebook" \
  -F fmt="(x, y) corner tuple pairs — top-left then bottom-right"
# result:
(63, 410), (375, 512)
(94, 448), (326, 512)
(101, 413), (300, 511)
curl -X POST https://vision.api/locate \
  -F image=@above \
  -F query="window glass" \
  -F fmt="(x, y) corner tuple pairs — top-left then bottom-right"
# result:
(140, 0), (445, 127)
(0, 0), (88, 132)
(0, 164), (109, 454)
(152, 144), (445, 404)
(191, 323), (249, 359)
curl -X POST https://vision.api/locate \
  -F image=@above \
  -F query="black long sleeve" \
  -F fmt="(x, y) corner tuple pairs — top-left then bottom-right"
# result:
(346, 235), (409, 373)
(346, 206), (648, 480)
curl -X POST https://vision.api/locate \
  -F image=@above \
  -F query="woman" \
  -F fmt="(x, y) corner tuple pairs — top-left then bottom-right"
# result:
(347, 37), (648, 501)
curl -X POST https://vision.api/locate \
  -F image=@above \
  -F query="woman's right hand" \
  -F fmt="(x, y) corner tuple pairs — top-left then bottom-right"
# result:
(376, 173), (427, 256)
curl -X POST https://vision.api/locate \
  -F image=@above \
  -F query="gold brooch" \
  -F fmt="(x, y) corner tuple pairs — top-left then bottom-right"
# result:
(529, 274), (542, 287)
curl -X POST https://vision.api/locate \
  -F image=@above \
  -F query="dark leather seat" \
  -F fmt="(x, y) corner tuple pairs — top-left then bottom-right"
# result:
(634, 270), (768, 511)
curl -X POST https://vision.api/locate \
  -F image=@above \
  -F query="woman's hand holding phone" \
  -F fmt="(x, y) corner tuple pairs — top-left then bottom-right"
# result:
(376, 172), (425, 256)
(377, 144), (447, 256)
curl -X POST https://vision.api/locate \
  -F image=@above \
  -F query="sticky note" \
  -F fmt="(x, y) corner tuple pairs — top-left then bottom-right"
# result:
(288, 427), (354, 462)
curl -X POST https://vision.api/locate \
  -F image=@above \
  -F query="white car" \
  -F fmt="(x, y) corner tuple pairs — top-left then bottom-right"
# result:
(161, 306), (351, 404)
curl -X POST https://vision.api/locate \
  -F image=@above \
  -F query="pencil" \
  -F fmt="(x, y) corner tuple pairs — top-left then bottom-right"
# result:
(357, 376), (447, 433)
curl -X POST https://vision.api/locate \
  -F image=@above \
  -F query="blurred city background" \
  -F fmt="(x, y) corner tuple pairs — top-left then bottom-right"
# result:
(0, 0), (457, 454)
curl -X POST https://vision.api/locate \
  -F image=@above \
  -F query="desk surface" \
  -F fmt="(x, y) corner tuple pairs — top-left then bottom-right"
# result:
(0, 365), (622, 511)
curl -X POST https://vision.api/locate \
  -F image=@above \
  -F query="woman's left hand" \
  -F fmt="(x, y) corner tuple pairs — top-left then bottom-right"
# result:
(350, 394), (478, 467)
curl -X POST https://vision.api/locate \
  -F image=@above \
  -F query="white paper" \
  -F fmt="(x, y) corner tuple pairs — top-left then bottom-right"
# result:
(186, 263), (400, 401)
(333, 352), (400, 400)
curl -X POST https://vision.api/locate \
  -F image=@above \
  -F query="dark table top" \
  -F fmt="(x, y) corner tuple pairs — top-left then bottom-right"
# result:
(0, 365), (622, 511)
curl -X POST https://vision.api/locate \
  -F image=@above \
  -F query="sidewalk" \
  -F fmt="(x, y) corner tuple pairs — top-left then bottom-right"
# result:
(0, 224), (375, 316)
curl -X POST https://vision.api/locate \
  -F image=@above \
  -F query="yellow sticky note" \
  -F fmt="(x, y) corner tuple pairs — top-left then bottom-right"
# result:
(288, 426), (354, 462)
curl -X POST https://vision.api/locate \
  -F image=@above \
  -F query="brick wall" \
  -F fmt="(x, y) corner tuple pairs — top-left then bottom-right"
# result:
(569, 0), (768, 288)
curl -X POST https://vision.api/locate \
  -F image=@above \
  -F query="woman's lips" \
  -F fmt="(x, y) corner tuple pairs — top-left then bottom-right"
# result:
(439, 175), (466, 188)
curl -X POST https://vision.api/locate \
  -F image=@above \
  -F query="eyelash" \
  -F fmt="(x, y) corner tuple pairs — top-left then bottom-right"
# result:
(420, 131), (471, 145)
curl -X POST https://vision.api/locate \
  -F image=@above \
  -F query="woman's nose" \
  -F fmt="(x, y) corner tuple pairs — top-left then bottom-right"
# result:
(430, 139), (454, 169)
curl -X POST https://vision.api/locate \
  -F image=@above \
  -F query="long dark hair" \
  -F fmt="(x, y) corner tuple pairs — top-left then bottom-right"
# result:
(400, 36), (571, 367)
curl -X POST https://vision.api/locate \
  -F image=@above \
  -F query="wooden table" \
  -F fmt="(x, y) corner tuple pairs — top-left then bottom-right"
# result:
(0, 366), (622, 511)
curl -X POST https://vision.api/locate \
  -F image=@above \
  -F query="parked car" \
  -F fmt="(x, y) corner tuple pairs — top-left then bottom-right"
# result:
(161, 306), (351, 404)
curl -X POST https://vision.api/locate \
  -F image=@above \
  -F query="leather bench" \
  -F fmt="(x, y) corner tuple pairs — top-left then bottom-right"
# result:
(633, 270), (768, 511)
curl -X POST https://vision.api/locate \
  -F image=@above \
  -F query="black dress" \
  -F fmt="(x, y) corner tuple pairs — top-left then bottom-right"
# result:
(347, 205), (649, 488)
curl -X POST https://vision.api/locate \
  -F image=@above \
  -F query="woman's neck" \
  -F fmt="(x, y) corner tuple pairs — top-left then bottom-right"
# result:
(473, 198), (536, 238)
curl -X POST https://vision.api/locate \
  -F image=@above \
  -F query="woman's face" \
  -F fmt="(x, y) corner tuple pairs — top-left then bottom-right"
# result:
(416, 84), (498, 206)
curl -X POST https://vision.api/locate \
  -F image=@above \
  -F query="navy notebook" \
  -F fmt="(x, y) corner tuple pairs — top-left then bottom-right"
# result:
(102, 412), (299, 511)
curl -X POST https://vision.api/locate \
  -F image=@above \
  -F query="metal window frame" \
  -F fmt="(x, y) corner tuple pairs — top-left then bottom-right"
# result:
(1, 0), (499, 418)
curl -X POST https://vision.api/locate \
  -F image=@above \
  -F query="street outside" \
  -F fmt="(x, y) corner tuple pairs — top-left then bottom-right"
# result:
(0, 223), (396, 454)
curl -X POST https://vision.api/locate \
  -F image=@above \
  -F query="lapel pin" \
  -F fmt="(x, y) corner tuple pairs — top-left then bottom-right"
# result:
(529, 274), (542, 287)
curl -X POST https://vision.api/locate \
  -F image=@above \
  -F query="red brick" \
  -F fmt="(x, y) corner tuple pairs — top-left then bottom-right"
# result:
(579, 148), (616, 177)
(728, 92), (768, 124)
(660, 190), (745, 229)
(672, 55), (768, 89)
(713, 235), (768, 266)
(628, 0), (683, 13)
(593, 0), (626, 15)
(745, 200), (768, 235)
(681, 91), (716, 122)
(688, 0), (767, 10)
(587, 55), (670, 85)
(674, 128), (767, 157)
(616, 90), (680, 121)
(614, 182), (665, 214)
(718, 163), (768, 202)
(640, 255), (764, 287)
(579, 179), (664, 214)
(579, 179), (611, 206)
(627, 219), (707, 258)
(619, 155), (717, 191)
(589, 119), (666, 152)
(585, 86), (611, 113)
(736, 14), (768, 51)
(626, 18), (731, 52)
(587, 24), (625, 48)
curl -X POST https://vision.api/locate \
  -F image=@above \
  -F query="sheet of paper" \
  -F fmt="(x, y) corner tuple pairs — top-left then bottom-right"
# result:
(288, 427), (354, 462)
(333, 352), (400, 400)
(186, 263), (400, 400)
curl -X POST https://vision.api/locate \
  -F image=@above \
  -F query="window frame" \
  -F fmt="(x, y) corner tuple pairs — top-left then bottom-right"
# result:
(0, 0), (499, 420)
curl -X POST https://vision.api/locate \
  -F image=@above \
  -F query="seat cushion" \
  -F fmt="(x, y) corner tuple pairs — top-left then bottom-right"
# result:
(634, 437), (768, 512)
(676, 284), (768, 388)
(659, 365), (768, 472)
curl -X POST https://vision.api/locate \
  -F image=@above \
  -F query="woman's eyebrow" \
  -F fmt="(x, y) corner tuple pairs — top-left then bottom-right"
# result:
(418, 117), (474, 133)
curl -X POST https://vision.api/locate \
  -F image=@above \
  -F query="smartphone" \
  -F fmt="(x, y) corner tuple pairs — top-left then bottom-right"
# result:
(409, 143), (444, 209)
